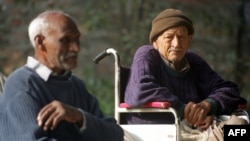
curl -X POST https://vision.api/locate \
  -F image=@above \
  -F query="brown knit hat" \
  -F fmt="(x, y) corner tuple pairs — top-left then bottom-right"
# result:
(149, 8), (194, 44)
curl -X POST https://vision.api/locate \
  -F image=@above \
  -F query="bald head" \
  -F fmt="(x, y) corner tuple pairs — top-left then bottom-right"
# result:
(28, 10), (76, 48)
(28, 10), (81, 74)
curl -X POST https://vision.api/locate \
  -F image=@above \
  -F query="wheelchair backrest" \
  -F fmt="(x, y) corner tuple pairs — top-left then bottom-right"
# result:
(119, 66), (130, 103)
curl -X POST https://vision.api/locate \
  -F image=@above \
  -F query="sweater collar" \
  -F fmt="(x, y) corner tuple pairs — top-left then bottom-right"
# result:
(25, 56), (70, 81)
(160, 55), (190, 74)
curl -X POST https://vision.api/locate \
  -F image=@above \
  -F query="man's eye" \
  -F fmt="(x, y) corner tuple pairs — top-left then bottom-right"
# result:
(165, 35), (173, 38)
(178, 36), (186, 40)
(164, 36), (172, 40)
(61, 38), (70, 43)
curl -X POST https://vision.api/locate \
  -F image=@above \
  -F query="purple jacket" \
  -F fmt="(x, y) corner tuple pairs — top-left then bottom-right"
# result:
(124, 45), (246, 124)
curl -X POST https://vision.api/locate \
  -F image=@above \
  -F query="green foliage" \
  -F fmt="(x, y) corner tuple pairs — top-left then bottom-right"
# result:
(87, 77), (115, 116)
(84, 9), (109, 32)
(79, 64), (115, 116)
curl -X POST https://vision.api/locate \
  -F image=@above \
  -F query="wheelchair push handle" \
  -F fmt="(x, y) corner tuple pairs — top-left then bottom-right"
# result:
(93, 49), (110, 64)
(93, 48), (120, 64)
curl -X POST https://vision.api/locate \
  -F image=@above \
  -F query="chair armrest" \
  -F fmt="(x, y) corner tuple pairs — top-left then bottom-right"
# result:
(119, 102), (171, 109)
(238, 103), (247, 110)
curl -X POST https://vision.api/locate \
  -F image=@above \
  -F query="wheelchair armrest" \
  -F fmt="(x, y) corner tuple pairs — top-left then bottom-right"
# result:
(237, 97), (248, 110)
(119, 102), (171, 109)
(217, 109), (250, 124)
(238, 103), (247, 110)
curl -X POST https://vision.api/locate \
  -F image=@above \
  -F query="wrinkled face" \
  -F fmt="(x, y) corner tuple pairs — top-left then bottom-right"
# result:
(38, 15), (81, 74)
(153, 26), (192, 64)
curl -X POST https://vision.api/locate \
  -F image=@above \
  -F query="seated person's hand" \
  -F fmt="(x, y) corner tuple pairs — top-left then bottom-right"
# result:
(196, 116), (214, 131)
(37, 100), (83, 131)
(184, 101), (211, 127)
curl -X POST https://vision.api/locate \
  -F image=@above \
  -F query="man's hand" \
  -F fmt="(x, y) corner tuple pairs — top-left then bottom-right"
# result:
(184, 101), (211, 127)
(37, 100), (83, 131)
(197, 116), (214, 131)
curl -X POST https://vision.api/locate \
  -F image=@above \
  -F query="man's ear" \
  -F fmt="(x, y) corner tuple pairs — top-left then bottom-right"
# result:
(34, 35), (45, 50)
(187, 35), (193, 47)
(153, 41), (158, 50)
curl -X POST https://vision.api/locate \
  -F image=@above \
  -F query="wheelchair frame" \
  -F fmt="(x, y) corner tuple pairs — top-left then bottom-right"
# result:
(94, 48), (180, 141)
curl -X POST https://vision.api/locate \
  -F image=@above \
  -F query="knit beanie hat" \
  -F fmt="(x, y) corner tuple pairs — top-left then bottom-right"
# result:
(149, 9), (194, 44)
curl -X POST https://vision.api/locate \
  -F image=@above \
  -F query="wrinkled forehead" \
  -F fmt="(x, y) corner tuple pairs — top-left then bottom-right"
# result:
(41, 12), (80, 35)
(162, 26), (189, 35)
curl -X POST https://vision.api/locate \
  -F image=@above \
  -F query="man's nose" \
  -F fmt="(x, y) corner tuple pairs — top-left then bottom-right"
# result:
(70, 41), (80, 52)
(171, 36), (180, 47)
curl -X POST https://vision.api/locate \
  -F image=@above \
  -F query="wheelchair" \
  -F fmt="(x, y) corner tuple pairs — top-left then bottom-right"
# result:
(93, 48), (249, 141)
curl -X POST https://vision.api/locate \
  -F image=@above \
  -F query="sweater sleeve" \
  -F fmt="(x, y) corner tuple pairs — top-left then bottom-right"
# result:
(188, 52), (244, 115)
(77, 90), (124, 141)
(0, 68), (56, 141)
(0, 90), (56, 141)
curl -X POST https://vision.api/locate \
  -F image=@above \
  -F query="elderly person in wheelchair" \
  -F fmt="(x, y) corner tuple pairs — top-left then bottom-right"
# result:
(124, 8), (249, 141)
